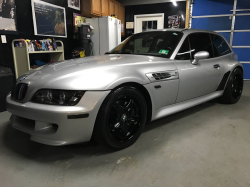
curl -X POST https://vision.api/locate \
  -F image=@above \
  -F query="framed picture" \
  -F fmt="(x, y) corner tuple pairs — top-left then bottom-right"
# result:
(31, 0), (67, 38)
(73, 13), (85, 33)
(0, 0), (18, 34)
(168, 15), (181, 28)
(68, 0), (80, 11)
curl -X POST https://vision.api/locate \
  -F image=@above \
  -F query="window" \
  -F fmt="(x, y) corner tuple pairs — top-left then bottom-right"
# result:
(175, 37), (191, 60)
(211, 34), (231, 57)
(189, 33), (214, 59)
(142, 21), (157, 32)
(109, 31), (183, 58)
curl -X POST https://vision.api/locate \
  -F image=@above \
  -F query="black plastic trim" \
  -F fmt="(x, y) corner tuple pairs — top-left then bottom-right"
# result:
(68, 114), (89, 119)
(216, 71), (231, 91)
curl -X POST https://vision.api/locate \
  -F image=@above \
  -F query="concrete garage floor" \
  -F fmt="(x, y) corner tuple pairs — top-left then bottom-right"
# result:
(0, 82), (249, 187)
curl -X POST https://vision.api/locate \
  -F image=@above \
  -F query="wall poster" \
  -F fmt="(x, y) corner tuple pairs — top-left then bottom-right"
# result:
(0, 0), (17, 34)
(126, 22), (134, 29)
(68, 0), (80, 10)
(168, 15), (181, 28)
(31, 0), (67, 38)
(73, 13), (85, 33)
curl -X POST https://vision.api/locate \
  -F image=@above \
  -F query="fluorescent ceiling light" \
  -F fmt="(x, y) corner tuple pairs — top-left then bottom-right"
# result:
(172, 0), (177, 6)
(182, 14), (184, 20)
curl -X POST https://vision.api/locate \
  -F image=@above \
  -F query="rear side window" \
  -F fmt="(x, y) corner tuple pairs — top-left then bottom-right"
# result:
(211, 34), (231, 57)
(175, 37), (191, 60)
(189, 33), (214, 59)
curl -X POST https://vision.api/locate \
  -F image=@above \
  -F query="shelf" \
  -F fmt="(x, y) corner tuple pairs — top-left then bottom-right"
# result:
(12, 39), (65, 77)
(28, 50), (64, 54)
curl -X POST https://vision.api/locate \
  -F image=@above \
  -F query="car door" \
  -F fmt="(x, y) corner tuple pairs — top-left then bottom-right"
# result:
(174, 33), (222, 103)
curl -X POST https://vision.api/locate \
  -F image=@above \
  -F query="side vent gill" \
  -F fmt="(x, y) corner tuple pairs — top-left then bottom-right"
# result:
(146, 71), (179, 82)
(152, 73), (171, 80)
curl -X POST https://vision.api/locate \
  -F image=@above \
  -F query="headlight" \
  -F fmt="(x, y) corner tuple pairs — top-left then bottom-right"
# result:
(31, 89), (85, 106)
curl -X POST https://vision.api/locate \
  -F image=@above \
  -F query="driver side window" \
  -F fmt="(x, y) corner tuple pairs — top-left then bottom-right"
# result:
(189, 33), (214, 60)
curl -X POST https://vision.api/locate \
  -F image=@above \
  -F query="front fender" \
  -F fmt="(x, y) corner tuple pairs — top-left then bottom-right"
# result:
(105, 76), (150, 90)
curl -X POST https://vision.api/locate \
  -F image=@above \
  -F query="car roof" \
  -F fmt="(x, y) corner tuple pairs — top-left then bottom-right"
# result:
(142, 28), (218, 35)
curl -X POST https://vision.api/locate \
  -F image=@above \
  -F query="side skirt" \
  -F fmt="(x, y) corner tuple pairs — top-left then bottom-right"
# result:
(151, 91), (224, 121)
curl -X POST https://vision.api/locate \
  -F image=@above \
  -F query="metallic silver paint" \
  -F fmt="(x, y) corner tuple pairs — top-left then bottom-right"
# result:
(144, 79), (179, 111)
(152, 91), (224, 121)
(7, 91), (110, 145)
(192, 51), (210, 65)
(7, 29), (243, 146)
(174, 57), (222, 102)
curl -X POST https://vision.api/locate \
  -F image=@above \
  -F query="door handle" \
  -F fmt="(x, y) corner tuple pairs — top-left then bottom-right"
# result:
(213, 64), (220, 68)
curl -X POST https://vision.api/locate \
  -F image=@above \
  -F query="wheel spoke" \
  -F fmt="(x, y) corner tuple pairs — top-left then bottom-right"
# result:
(121, 123), (130, 137)
(113, 103), (126, 117)
(128, 115), (139, 123)
(125, 99), (134, 112)
(114, 122), (121, 129)
(109, 121), (122, 131)
(236, 87), (242, 94)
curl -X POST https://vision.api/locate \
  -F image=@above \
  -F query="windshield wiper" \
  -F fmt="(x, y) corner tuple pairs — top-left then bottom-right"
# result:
(134, 53), (170, 58)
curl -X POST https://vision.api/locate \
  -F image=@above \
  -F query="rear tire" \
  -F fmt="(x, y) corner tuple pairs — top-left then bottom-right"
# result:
(220, 68), (243, 104)
(93, 86), (147, 150)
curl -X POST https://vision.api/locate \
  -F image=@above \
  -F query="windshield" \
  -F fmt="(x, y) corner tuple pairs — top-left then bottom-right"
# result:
(108, 31), (183, 58)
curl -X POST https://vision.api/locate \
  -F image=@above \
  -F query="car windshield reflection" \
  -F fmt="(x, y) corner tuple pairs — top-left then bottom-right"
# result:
(108, 31), (183, 58)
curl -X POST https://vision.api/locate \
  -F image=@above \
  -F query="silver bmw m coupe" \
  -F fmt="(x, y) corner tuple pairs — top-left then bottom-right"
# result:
(7, 29), (244, 149)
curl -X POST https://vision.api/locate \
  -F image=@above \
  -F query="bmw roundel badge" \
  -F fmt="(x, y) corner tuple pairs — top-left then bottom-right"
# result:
(19, 77), (26, 81)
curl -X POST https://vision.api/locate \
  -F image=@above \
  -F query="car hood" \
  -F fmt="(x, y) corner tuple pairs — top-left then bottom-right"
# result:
(19, 54), (176, 91)
(25, 54), (167, 74)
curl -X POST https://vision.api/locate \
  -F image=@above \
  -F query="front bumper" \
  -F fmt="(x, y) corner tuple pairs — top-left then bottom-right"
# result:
(6, 91), (110, 146)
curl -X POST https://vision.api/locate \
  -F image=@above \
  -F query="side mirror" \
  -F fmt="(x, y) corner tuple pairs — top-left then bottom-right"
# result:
(192, 51), (209, 65)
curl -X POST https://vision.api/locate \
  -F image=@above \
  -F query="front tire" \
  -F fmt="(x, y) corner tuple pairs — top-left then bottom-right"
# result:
(220, 68), (243, 104)
(93, 86), (147, 150)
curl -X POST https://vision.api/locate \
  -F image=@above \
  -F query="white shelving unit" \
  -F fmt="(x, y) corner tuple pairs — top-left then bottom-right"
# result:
(12, 39), (65, 77)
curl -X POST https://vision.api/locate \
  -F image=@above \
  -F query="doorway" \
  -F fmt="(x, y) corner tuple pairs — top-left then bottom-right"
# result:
(134, 13), (164, 34)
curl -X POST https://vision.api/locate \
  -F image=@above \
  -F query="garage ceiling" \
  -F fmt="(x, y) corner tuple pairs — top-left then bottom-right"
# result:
(119, 0), (186, 6)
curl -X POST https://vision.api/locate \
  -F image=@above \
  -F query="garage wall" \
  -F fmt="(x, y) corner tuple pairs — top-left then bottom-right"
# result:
(0, 0), (80, 78)
(124, 1), (186, 39)
(191, 0), (250, 80)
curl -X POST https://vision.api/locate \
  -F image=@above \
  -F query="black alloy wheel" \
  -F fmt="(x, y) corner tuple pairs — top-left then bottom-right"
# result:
(93, 86), (147, 150)
(231, 74), (243, 100)
(107, 95), (141, 143)
(220, 68), (243, 104)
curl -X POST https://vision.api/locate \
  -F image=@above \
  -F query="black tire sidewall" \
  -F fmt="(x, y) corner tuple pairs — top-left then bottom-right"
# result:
(94, 86), (147, 150)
